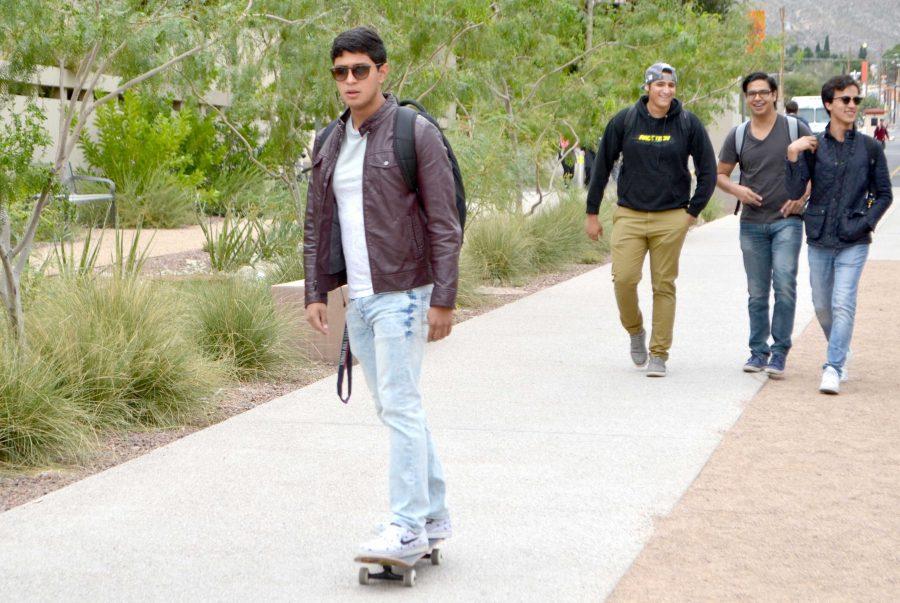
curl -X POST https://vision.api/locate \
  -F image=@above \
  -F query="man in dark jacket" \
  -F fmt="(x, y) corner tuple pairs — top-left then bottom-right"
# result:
(304, 27), (462, 558)
(786, 75), (893, 394)
(585, 62), (717, 377)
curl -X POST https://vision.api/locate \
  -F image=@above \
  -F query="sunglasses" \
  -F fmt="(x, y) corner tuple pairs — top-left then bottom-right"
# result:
(330, 63), (383, 82)
(834, 95), (863, 106)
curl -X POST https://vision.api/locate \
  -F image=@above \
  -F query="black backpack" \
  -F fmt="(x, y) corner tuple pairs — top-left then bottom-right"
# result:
(314, 99), (467, 231)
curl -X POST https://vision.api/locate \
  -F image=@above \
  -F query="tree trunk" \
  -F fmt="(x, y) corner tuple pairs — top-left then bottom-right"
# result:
(585, 0), (595, 53)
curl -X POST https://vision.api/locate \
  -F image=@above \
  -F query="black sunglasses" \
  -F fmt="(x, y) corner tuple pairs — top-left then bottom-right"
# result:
(330, 63), (384, 82)
(834, 95), (863, 106)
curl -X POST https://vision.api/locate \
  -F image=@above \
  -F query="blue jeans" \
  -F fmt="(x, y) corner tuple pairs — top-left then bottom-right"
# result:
(739, 219), (802, 358)
(345, 284), (448, 533)
(808, 244), (869, 371)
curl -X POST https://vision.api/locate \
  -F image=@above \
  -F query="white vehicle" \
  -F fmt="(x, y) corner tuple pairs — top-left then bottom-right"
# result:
(791, 96), (829, 133)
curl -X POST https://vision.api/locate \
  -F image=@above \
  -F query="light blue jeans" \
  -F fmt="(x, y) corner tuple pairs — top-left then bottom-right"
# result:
(739, 219), (803, 358)
(345, 284), (448, 533)
(807, 244), (869, 371)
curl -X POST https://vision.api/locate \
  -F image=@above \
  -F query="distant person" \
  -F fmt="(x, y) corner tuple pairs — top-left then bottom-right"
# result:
(785, 75), (893, 395)
(583, 145), (596, 186)
(784, 100), (809, 127)
(873, 120), (888, 149)
(585, 62), (717, 377)
(717, 72), (811, 378)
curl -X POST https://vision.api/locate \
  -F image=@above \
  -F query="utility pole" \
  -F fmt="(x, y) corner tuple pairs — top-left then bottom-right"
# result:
(779, 6), (786, 110)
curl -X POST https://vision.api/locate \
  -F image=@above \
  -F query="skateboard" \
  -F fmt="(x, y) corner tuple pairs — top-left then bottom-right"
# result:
(355, 539), (444, 587)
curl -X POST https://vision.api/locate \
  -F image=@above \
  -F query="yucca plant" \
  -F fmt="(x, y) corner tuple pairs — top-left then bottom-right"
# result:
(199, 210), (256, 272)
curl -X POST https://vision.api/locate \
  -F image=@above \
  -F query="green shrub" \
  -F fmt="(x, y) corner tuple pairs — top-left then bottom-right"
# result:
(29, 276), (219, 428)
(189, 277), (294, 380)
(80, 92), (201, 189)
(266, 253), (304, 285)
(527, 197), (592, 272)
(462, 214), (534, 284)
(700, 195), (729, 224)
(113, 167), (198, 228)
(254, 217), (303, 261)
(0, 342), (89, 467)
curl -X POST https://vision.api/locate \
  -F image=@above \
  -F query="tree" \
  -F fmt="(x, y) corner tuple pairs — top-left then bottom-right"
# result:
(824, 34), (831, 57)
(0, 0), (255, 347)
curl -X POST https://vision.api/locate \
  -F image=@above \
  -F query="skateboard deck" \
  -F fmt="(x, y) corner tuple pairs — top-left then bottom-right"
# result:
(355, 538), (444, 587)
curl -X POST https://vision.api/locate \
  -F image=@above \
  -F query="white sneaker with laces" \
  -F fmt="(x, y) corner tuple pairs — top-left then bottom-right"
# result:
(819, 366), (841, 395)
(359, 523), (428, 558)
(373, 516), (453, 540)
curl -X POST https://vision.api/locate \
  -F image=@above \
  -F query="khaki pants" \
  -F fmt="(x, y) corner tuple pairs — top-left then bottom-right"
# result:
(610, 206), (689, 361)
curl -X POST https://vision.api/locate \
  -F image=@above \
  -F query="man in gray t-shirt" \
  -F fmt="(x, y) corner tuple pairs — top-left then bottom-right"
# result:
(716, 72), (811, 378)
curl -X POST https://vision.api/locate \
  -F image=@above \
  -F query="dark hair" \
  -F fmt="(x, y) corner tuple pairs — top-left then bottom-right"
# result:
(821, 75), (860, 115)
(331, 27), (387, 64)
(784, 100), (798, 114)
(741, 71), (778, 94)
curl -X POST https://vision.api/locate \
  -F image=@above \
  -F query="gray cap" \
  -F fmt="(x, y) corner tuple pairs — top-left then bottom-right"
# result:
(644, 62), (677, 85)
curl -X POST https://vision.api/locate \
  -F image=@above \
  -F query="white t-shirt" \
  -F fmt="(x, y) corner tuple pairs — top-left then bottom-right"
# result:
(332, 119), (374, 299)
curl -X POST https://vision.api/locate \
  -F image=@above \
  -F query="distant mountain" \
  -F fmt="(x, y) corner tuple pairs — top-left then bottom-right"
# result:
(752, 1), (899, 58)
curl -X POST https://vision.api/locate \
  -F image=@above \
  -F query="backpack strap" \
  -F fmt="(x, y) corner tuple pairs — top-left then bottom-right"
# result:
(734, 120), (750, 160)
(786, 114), (799, 142)
(393, 105), (419, 193)
(623, 105), (639, 140)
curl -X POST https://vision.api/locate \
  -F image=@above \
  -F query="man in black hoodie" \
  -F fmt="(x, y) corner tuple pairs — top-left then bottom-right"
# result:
(585, 62), (717, 377)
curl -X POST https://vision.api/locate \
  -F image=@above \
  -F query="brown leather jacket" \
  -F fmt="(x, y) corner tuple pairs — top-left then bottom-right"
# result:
(303, 95), (462, 308)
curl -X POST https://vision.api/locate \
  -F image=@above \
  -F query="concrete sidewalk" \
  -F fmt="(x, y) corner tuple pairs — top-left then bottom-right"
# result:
(0, 215), (815, 601)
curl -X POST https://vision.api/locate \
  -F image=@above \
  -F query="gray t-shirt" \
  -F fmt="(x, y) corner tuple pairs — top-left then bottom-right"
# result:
(719, 115), (812, 224)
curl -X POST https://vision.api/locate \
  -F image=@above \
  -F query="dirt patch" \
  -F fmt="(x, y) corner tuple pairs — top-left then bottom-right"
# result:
(610, 260), (900, 601)
(0, 260), (604, 512)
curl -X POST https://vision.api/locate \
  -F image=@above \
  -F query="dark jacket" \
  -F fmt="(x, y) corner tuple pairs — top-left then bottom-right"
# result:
(586, 97), (717, 217)
(303, 95), (462, 308)
(786, 126), (893, 249)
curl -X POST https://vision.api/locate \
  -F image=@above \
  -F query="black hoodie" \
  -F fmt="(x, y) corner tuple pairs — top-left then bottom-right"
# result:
(586, 96), (717, 217)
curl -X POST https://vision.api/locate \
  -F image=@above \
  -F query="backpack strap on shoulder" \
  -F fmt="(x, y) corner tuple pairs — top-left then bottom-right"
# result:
(393, 106), (418, 193)
(623, 105), (639, 140)
(786, 115), (799, 142)
(734, 120), (750, 160)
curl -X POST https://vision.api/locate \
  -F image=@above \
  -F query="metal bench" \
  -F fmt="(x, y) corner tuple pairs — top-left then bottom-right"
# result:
(59, 163), (117, 224)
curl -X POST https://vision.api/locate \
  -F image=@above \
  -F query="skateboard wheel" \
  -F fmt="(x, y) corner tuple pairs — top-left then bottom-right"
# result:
(358, 567), (370, 585)
(402, 569), (416, 587)
(430, 548), (443, 566)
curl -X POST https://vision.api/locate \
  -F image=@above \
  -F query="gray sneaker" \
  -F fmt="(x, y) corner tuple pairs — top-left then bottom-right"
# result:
(630, 330), (648, 366)
(646, 355), (667, 377)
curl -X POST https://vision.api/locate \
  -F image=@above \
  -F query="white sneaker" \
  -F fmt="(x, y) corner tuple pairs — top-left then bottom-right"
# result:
(819, 366), (841, 395)
(359, 523), (428, 558)
(425, 516), (453, 539)
(373, 516), (453, 540)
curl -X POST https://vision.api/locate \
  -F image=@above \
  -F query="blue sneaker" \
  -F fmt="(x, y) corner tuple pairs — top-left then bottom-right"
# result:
(743, 354), (768, 373)
(764, 353), (787, 379)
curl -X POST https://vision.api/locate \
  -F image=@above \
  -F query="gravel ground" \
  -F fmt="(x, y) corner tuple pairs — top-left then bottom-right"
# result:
(610, 260), (900, 601)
